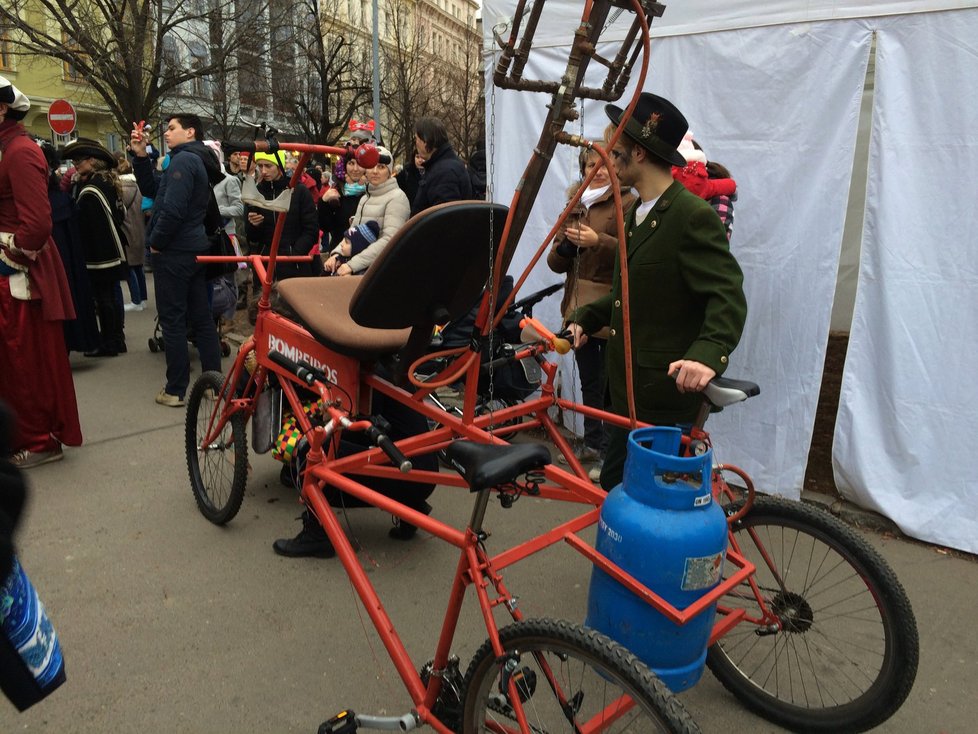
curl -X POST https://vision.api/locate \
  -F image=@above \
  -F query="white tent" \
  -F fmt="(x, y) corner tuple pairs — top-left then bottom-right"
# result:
(481, 0), (978, 554)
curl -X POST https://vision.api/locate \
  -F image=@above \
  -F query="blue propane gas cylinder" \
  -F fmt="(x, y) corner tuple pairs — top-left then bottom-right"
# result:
(585, 426), (727, 692)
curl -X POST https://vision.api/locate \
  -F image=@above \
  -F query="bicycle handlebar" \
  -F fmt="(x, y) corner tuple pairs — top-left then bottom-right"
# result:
(510, 282), (562, 315)
(364, 424), (412, 474)
(268, 349), (323, 387)
(481, 328), (572, 374)
(220, 139), (278, 155)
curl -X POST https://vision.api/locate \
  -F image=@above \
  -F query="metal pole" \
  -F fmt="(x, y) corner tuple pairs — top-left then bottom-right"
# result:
(372, 0), (382, 143)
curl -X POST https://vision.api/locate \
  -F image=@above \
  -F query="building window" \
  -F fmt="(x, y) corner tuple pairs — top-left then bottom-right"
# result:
(239, 47), (265, 108)
(162, 36), (184, 93)
(54, 131), (78, 147)
(62, 34), (84, 81)
(188, 41), (210, 99)
(0, 27), (13, 71)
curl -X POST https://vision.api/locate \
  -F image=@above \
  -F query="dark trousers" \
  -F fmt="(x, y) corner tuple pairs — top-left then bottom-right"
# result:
(90, 274), (124, 352)
(599, 426), (630, 491)
(153, 250), (222, 398)
(575, 336), (608, 451)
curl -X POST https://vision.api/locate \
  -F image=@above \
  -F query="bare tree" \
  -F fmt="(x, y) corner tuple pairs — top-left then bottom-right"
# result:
(380, 0), (436, 163)
(0, 0), (267, 133)
(439, 30), (485, 161)
(270, 0), (373, 146)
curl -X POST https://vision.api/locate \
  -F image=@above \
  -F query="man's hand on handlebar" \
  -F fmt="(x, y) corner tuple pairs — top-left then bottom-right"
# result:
(668, 359), (716, 394)
(566, 323), (588, 350)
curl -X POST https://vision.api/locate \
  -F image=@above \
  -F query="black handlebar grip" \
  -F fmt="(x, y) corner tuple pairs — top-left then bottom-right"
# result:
(365, 425), (412, 473)
(379, 434), (413, 473)
(268, 350), (317, 386)
(220, 140), (257, 155)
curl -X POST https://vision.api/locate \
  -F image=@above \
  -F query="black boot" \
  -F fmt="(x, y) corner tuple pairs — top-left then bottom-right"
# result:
(272, 511), (336, 558)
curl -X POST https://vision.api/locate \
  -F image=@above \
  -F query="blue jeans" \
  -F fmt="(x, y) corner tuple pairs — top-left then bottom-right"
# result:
(153, 250), (222, 398)
(128, 266), (148, 303)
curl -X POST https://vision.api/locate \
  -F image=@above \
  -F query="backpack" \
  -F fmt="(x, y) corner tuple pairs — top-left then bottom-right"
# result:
(203, 181), (237, 280)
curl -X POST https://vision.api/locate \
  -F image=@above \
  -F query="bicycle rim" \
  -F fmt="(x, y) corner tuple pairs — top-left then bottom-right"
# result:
(707, 497), (918, 732)
(461, 619), (699, 733)
(186, 371), (248, 525)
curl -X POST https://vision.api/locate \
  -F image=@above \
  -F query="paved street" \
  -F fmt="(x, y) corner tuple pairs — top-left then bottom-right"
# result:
(2, 288), (975, 732)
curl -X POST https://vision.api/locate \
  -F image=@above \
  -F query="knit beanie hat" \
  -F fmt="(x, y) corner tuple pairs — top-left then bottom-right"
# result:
(253, 150), (286, 169)
(345, 221), (381, 257)
(374, 146), (395, 174)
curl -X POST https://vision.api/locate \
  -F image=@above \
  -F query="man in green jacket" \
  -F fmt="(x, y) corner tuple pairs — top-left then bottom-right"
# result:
(567, 93), (747, 489)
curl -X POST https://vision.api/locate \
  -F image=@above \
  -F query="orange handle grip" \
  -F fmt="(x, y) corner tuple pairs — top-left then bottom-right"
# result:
(520, 317), (571, 354)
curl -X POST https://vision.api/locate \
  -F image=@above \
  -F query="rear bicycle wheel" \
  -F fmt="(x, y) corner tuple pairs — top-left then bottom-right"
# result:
(186, 371), (248, 525)
(707, 496), (918, 732)
(460, 618), (699, 733)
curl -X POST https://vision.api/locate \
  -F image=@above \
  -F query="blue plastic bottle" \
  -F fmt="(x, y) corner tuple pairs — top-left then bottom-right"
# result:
(585, 426), (727, 692)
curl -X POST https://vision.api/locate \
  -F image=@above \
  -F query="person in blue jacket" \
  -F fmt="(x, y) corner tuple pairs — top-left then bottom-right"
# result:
(130, 114), (222, 407)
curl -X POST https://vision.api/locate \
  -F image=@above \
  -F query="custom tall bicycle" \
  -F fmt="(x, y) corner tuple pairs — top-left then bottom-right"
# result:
(188, 1), (918, 731)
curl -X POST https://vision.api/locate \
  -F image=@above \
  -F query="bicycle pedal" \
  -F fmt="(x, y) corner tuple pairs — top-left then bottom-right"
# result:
(318, 709), (357, 734)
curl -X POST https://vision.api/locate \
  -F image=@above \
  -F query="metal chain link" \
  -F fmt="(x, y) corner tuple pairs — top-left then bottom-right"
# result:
(486, 45), (499, 437)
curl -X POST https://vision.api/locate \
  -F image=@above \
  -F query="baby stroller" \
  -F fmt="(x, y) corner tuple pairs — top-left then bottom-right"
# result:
(147, 275), (235, 357)
(417, 276), (562, 419)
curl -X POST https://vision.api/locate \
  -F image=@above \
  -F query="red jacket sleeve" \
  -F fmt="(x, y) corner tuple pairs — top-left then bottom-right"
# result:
(5, 140), (53, 261)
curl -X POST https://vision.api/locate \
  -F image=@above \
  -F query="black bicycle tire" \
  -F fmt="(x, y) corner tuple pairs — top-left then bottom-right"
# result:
(459, 618), (700, 734)
(186, 371), (249, 525)
(706, 496), (918, 732)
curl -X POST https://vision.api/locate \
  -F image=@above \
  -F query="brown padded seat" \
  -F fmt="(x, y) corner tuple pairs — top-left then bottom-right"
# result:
(274, 200), (508, 367)
(274, 276), (410, 361)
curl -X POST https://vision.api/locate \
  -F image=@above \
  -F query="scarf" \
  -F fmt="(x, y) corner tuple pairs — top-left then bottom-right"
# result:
(579, 184), (609, 211)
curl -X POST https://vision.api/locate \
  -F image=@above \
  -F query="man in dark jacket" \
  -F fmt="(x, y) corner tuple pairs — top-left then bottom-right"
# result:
(410, 116), (472, 215)
(567, 93), (747, 490)
(130, 114), (222, 407)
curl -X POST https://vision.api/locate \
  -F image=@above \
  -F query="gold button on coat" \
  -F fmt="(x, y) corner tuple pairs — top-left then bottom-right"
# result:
(720, 356), (728, 364)
(610, 329), (617, 336)
(614, 300), (621, 307)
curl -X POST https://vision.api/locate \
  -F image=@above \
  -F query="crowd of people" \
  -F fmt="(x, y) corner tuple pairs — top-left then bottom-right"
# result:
(1, 71), (746, 566)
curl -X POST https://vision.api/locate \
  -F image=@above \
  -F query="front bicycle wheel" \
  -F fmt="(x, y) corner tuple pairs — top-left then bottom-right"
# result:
(707, 496), (918, 732)
(186, 371), (248, 525)
(460, 618), (699, 733)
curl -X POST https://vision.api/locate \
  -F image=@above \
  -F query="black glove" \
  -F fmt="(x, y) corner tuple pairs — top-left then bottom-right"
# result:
(555, 240), (580, 258)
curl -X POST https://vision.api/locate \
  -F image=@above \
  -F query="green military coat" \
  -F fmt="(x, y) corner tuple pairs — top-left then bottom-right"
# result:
(571, 180), (747, 426)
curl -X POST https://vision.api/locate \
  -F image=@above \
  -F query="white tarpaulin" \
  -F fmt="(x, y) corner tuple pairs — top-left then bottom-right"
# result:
(482, 1), (978, 553)
(833, 8), (978, 553)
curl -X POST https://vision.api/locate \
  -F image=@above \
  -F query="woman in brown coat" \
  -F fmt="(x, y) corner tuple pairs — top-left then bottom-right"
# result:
(547, 148), (635, 469)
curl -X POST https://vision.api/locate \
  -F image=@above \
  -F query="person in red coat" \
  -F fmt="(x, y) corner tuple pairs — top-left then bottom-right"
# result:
(0, 76), (82, 467)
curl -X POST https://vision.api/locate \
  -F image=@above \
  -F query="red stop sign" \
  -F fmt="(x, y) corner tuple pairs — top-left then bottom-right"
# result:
(47, 99), (77, 135)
